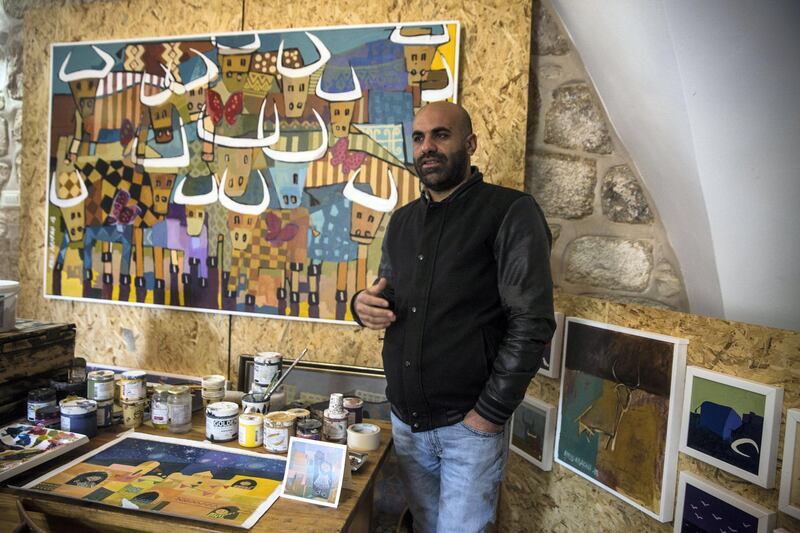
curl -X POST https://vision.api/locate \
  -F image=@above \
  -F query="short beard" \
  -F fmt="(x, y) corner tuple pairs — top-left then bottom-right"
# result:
(415, 148), (469, 193)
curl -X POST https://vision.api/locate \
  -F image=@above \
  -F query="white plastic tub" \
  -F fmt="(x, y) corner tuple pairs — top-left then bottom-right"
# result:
(0, 280), (19, 332)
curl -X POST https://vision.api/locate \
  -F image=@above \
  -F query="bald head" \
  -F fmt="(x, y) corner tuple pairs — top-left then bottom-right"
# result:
(411, 102), (477, 201)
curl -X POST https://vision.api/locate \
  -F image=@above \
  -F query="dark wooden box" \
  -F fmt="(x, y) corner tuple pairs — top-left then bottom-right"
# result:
(0, 319), (76, 384)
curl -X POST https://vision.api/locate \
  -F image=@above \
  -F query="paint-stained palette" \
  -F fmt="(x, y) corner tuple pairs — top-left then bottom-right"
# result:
(0, 423), (89, 483)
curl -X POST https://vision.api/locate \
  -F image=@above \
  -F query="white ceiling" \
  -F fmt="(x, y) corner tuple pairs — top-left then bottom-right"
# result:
(551, 0), (800, 331)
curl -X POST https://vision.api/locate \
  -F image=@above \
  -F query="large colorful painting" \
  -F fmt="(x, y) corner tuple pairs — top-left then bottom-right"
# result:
(679, 366), (783, 488)
(21, 433), (286, 529)
(45, 22), (460, 324)
(554, 318), (688, 522)
(674, 471), (776, 533)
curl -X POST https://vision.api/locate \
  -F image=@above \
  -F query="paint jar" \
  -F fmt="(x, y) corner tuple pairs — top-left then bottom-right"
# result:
(250, 382), (268, 395)
(263, 411), (295, 453)
(286, 408), (311, 421)
(267, 386), (286, 412)
(296, 418), (323, 441)
(323, 393), (348, 444)
(119, 370), (147, 401)
(343, 397), (364, 426)
(50, 378), (87, 402)
(34, 405), (61, 429)
(122, 399), (146, 429)
(238, 413), (263, 448)
(253, 352), (282, 387)
(167, 385), (192, 434)
(27, 387), (57, 423)
(201, 374), (226, 406)
(96, 398), (114, 428)
(242, 393), (269, 415)
(60, 399), (98, 437)
(87, 370), (115, 401)
(150, 385), (170, 429)
(205, 401), (239, 442)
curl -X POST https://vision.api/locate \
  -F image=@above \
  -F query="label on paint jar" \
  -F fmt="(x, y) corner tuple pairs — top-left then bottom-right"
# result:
(27, 400), (56, 422)
(92, 380), (114, 401)
(169, 403), (191, 425)
(323, 408), (348, 443)
(151, 406), (169, 426)
(239, 414), (263, 448)
(96, 400), (114, 427)
(205, 402), (240, 442)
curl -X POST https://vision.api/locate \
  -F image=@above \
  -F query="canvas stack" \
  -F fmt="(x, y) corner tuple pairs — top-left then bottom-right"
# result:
(0, 320), (77, 423)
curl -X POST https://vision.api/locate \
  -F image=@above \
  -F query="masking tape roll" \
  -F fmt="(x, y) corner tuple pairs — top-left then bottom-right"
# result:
(347, 423), (381, 451)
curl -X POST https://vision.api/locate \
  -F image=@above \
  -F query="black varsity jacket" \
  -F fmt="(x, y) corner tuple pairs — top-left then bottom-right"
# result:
(352, 169), (555, 432)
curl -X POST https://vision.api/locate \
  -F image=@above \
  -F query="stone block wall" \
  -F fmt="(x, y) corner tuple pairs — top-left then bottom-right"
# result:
(527, 0), (687, 311)
(0, 0), (22, 281)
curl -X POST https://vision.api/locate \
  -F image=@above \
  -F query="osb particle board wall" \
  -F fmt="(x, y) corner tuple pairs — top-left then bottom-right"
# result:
(498, 291), (800, 532)
(17, 0), (532, 377)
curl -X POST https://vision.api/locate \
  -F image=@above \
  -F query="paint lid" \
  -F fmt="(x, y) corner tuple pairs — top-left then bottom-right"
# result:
(343, 397), (364, 409)
(202, 374), (226, 388)
(254, 352), (282, 364)
(286, 408), (310, 420)
(153, 384), (171, 393)
(0, 280), (19, 296)
(28, 387), (56, 401)
(297, 418), (322, 431)
(121, 370), (146, 380)
(35, 405), (60, 421)
(168, 385), (190, 395)
(265, 411), (295, 426)
(206, 401), (239, 418)
(239, 413), (262, 426)
(243, 393), (268, 403)
(60, 399), (97, 415)
(323, 408), (348, 421)
(349, 423), (379, 434)
(87, 370), (115, 381)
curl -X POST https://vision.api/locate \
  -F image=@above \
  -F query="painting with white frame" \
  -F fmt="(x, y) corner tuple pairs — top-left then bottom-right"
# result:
(679, 366), (783, 488)
(674, 471), (776, 533)
(779, 408), (800, 519)
(555, 318), (688, 522)
(510, 395), (556, 471)
(280, 437), (347, 508)
(537, 311), (564, 379)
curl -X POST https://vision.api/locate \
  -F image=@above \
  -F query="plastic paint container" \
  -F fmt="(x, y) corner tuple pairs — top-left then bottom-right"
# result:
(27, 387), (57, 423)
(242, 393), (269, 415)
(347, 423), (381, 451)
(119, 370), (147, 401)
(253, 352), (282, 387)
(121, 399), (146, 429)
(205, 401), (239, 442)
(96, 399), (114, 428)
(343, 397), (364, 426)
(263, 411), (295, 453)
(238, 413), (263, 448)
(34, 405), (60, 429)
(87, 370), (115, 401)
(323, 393), (348, 444)
(296, 418), (322, 441)
(60, 399), (98, 437)
(0, 280), (19, 332)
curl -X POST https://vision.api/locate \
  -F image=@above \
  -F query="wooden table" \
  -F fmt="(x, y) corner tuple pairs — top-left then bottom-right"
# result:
(0, 414), (393, 532)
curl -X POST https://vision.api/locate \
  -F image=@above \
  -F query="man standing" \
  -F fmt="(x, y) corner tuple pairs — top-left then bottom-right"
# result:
(352, 102), (554, 532)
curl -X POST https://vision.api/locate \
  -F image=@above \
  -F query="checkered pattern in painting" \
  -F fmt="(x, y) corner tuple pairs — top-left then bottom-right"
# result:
(78, 159), (159, 226)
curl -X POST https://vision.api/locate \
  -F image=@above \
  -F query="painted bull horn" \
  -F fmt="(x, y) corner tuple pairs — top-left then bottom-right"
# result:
(262, 108), (328, 163)
(173, 174), (218, 206)
(182, 48), (220, 92)
(217, 168), (271, 216)
(213, 33), (261, 55)
(343, 167), (398, 213)
(139, 69), (173, 107)
(277, 32), (331, 79)
(49, 170), (88, 209)
(58, 45), (115, 83)
(389, 25), (450, 46)
(196, 100), (281, 148)
(130, 117), (191, 169)
(421, 52), (454, 102)
(315, 66), (362, 102)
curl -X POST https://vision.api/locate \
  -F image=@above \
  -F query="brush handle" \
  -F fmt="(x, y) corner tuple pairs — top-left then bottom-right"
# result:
(266, 347), (308, 399)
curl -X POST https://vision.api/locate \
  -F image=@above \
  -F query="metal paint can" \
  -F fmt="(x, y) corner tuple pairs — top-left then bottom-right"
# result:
(343, 397), (364, 426)
(119, 370), (146, 401)
(60, 399), (97, 437)
(263, 411), (295, 453)
(34, 405), (60, 429)
(86, 370), (115, 401)
(27, 387), (57, 423)
(296, 418), (322, 441)
(205, 401), (239, 442)
(323, 408), (348, 444)
(95, 398), (114, 428)
(253, 352), (282, 387)
(238, 413), (263, 448)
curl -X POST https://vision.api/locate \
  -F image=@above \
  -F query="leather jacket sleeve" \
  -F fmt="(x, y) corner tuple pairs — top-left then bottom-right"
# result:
(474, 195), (556, 426)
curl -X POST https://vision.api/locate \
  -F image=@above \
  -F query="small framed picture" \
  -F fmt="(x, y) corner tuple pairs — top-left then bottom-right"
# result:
(280, 437), (347, 508)
(679, 366), (783, 488)
(674, 471), (776, 533)
(537, 311), (565, 379)
(779, 408), (800, 519)
(510, 396), (556, 471)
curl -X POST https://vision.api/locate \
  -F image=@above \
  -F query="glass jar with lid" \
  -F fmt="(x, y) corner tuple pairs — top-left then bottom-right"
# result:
(150, 384), (170, 429)
(167, 385), (192, 433)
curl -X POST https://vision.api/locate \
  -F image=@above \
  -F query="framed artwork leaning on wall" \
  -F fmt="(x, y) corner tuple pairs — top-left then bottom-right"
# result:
(536, 311), (564, 379)
(554, 317), (688, 523)
(679, 366), (783, 488)
(779, 408), (800, 519)
(509, 395), (556, 471)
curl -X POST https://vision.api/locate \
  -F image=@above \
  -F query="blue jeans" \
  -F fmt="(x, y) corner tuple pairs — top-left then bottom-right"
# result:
(390, 411), (507, 533)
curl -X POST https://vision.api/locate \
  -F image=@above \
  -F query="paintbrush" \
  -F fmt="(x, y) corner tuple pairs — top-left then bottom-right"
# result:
(265, 347), (308, 399)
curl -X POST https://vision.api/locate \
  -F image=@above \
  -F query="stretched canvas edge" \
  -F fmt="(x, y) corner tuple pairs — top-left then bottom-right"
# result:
(509, 395), (556, 471)
(778, 408), (800, 519)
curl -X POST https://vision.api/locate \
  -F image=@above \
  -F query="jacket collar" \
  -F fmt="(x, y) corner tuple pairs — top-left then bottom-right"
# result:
(422, 166), (483, 205)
